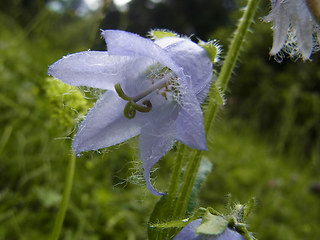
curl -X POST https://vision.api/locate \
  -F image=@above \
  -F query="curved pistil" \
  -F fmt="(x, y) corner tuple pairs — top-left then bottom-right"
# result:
(115, 83), (152, 119)
(114, 71), (177, 119)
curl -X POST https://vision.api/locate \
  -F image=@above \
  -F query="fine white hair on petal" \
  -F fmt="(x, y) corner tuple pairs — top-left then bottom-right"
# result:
(264, 0), (320, 61)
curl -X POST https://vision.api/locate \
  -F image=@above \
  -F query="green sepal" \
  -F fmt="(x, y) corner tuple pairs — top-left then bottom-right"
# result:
(149, 29), (179, 40)
(210, 83), (224, 106)
(196, 212), (228, 236)
(150, 219), (190, 230)
(198, 40), (218, 64)
(207, 207), (222, 216)
(230, 197), (256, 224)
(243, 197), (255, 220)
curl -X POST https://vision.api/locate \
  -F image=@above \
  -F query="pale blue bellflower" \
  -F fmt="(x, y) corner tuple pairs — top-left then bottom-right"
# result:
(48, 30), (213, 196)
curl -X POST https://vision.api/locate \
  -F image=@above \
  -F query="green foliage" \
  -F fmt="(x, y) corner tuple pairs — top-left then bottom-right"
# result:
(0, 5), (158, 240)
(0, 1), (319, 240)
(45, 78), (91, 135)
(201, 118), (320, 240)
(223, 19), (320, 163)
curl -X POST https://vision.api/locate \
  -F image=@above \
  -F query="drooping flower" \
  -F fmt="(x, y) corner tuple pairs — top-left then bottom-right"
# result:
(263, 0), (320, 61)
(48, 30), (214, 196)
(174, 219), (245, 240)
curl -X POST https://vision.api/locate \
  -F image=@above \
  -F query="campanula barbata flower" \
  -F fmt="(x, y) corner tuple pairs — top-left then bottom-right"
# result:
(264, 0), (320, 61)
(174, 219), (245, 240)
(48, 30), (214, 196)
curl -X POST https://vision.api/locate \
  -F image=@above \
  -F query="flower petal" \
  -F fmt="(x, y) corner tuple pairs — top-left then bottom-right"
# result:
(101, 30), (184, 79)
(263, 0), (320, 60)
(264, 1), (290, 55)
(48, 51), (153, 90)
(174, 219), (202, 240)
(215, 228), (245, 240)
(294, 1), (314, 59)
(295, 18), (313, 59)
(155, 37), (213, 96)
(139, 101), (180, 196)
(73, 90), (145, 154)
(176, 85), (207, 151)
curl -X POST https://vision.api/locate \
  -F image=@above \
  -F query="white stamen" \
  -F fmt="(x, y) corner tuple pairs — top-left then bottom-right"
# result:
(132, 72), (176, 102)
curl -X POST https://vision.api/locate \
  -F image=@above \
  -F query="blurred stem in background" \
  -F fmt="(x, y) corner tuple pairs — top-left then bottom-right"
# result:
(50, 154), (76, 240)
(48, 2), (113, 239)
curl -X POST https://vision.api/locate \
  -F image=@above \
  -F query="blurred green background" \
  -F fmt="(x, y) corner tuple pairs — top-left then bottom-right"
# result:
(0, 0), (319, 239)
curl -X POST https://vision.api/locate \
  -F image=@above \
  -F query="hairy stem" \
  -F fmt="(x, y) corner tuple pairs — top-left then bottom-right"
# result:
(167, 144), (186, 202)
(172, 0), (261, 222)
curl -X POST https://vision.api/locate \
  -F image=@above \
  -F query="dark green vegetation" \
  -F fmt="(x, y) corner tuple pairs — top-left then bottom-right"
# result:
(1, 0), (319, 239)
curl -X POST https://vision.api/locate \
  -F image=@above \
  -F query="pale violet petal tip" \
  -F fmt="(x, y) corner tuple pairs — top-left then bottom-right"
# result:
(145, 170), (165, 196)
(47, 51), (137, 89)
(139, 114), (177, 195)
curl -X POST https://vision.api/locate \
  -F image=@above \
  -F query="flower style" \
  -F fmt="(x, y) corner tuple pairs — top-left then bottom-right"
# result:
(264, 0), (320, 61)
(48, 30), (213, 196)
(174, 219), (245, 240)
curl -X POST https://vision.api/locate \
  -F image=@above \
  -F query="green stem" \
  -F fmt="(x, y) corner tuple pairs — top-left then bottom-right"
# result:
(156, 144), (186, 240)
(173, 150), (202, 218)
(172, 0), (261, 221)
(217, 0), (261, 92)
(167, 144), (186, 200)
(50, 154), (76, 240)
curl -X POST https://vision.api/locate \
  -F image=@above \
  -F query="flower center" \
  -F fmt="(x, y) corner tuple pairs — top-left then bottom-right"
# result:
(115, 70), (178, 119)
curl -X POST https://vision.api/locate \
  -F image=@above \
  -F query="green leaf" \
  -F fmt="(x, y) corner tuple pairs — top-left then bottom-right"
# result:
(150, 219), (189, 229)
(147, 194), (171, 240)
(196, 212), (228, 236)
(148, 30), (179, 40)
(187, 157), (213, 213)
